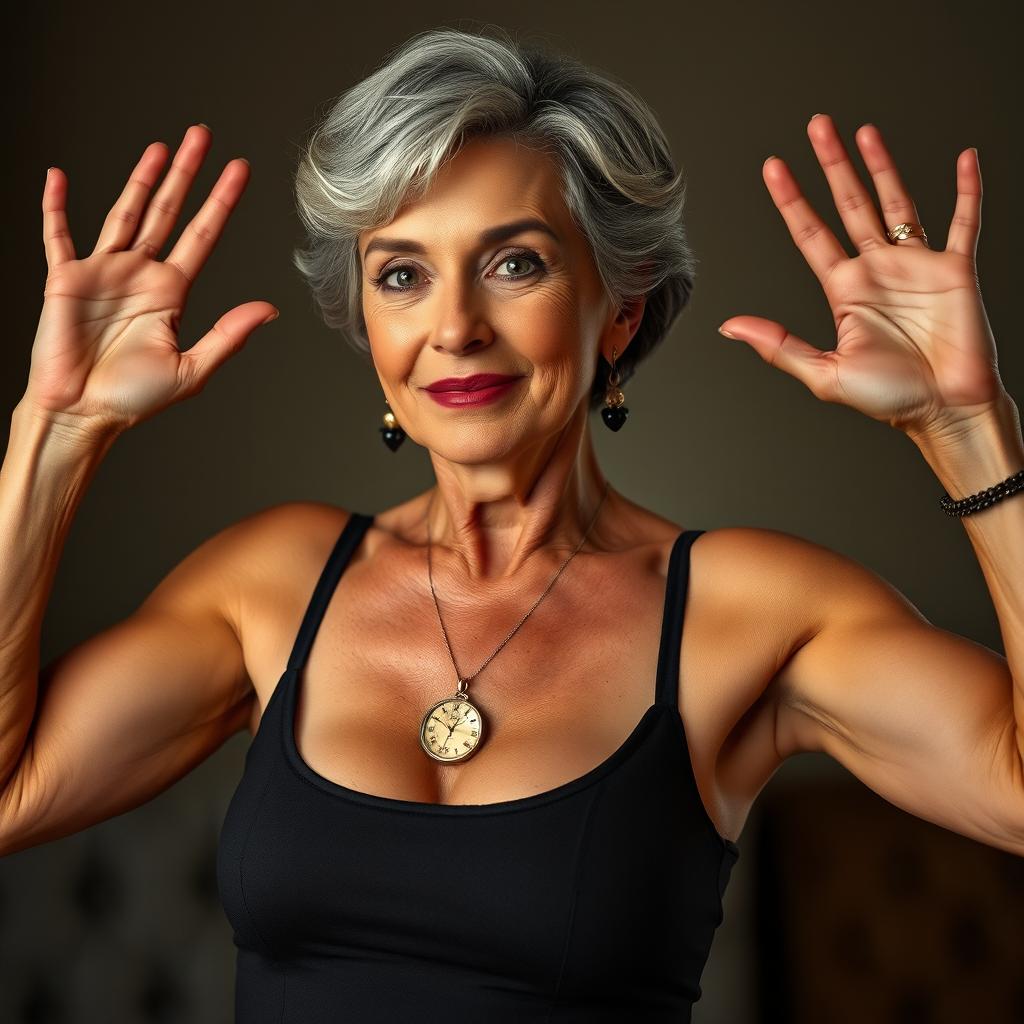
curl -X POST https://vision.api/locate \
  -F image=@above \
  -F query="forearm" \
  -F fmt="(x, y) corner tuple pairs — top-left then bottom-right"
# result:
(0, 396), (121, 792)
(907, 389), (1024, 759)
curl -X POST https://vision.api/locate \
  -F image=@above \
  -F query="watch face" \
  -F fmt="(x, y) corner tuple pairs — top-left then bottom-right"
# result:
(420, 697), (484, 762)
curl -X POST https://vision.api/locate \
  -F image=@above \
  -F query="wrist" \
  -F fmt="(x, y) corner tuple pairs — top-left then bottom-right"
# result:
(12, 395), (124, 447)
(9, 396), (123, 468)
(906, 390), (1024, 501)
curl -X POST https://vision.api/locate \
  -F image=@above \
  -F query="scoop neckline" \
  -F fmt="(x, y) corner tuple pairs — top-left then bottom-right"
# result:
(271, 514), (740, 855)
(278, 675), (739, 855)
(281, 674), (671, 817)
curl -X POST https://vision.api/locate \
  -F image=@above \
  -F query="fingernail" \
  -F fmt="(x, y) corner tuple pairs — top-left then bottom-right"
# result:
(810, 112), (826, 120)
(763, 155), (778, 166)
(718, 325), (737, 339)
(198, 122), (211, 130)
(261, 310), (280, 325)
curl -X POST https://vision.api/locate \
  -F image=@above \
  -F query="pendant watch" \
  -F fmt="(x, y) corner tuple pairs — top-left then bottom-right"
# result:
(419, 479), (610, 764)
(419, 679), (485, 763)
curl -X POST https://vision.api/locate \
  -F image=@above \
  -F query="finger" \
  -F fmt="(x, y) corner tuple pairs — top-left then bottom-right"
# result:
(763, 155), (848, 286)
(176, 301), (280, 397)
(130, 124), (213, 257)
(806, 113), (889, 252)
(91, 141), (170, 255)
(945, 147), (982, 260)
(42, 166), (77, 270)
(163, 158), (251, 285)
(718, 315), (839, 402)
(852, 122), (929, 249)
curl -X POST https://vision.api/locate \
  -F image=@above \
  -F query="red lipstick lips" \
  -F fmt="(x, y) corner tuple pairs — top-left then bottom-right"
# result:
(424, 373), (521, 392)
(422, 373), (523, 408)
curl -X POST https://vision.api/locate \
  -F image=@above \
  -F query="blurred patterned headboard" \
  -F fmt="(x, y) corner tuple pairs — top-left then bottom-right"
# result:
(0, 737), (244, 1023)
(753, 775), (1024, 1024)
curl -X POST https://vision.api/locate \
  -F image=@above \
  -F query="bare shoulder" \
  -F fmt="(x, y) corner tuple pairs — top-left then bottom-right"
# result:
(154, 500), (353, 683)
(226, 501), (354, 584)
(133, 502), (347, 641)
(175, 500), (353, 733)
(694, 523), (916, 637)
(688, 523), (915, 738)
(213, 500), (360, 634)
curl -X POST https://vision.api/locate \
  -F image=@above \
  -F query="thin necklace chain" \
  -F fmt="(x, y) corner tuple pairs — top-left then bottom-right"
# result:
(426, 479), (611, 689)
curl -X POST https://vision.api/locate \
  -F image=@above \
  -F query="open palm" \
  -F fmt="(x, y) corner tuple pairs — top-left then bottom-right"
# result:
(719, 114), (1001, 438)
(28, 125), (278, 439)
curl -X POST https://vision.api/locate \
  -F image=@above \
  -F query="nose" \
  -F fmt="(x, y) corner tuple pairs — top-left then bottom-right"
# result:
(430, 277), (495, 356)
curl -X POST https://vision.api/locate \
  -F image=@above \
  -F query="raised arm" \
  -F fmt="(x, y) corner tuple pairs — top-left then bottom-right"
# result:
(0, 121), (279, 856)
(750, 524), (1024, 857)
(0, 416), (257, 856)
(715, 112), (1024, 855)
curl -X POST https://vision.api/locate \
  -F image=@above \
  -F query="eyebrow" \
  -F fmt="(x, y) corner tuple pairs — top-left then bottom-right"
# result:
(361, 217), (561, 261)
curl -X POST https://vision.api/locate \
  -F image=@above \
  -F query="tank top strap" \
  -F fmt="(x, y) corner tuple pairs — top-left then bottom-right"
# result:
(285, 511), (375, 675)
(654, 528), (705, 708)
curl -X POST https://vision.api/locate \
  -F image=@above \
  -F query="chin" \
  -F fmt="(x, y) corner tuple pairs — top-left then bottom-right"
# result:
(425, 420), (536, 462)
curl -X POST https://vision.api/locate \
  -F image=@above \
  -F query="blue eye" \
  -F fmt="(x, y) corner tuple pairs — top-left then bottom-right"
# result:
(370, 248), (546, 293)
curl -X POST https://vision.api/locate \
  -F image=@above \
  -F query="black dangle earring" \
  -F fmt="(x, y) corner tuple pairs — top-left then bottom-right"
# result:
(380, 399), (406, 452)
(600, 346), (629, 431)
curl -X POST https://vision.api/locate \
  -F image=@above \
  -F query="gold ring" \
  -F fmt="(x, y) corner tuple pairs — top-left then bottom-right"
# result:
(886, 222), (928, 245)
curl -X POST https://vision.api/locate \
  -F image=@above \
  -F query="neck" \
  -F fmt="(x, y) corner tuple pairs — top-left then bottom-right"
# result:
(423, 402), (613, 581)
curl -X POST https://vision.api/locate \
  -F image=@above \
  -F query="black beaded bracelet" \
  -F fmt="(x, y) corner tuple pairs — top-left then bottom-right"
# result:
(939, 467), (1024, 517)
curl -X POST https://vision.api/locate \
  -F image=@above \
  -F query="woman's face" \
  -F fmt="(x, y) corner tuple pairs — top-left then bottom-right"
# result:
(358, 135), (635, 463)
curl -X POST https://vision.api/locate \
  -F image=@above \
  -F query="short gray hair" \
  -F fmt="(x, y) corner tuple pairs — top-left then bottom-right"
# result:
(291, 24), (696, 411)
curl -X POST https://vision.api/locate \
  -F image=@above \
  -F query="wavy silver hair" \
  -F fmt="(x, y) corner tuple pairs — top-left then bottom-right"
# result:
(291, 24), (696, 411)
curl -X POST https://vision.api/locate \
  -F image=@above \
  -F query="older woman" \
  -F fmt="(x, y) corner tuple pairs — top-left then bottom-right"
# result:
(1, 23), (1021, 1023)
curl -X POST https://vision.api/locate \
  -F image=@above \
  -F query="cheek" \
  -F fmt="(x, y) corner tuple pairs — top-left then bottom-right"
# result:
(366, 318), (418, 382)
(504, 282), (587, 359)
(513, 288), (595, 397)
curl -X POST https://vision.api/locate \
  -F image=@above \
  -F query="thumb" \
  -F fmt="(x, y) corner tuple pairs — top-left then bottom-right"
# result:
(178, 301), (279, 396)
(718, 316), (836, 400)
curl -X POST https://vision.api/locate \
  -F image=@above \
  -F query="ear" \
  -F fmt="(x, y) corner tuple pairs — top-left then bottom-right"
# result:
(601, 293), (646, 365)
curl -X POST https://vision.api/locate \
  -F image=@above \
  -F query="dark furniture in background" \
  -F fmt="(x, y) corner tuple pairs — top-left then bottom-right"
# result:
(754, 777), (1024, 1024)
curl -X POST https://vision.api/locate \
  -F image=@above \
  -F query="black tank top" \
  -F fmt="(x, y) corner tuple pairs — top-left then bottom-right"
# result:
(216, 512), (740, 1022)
